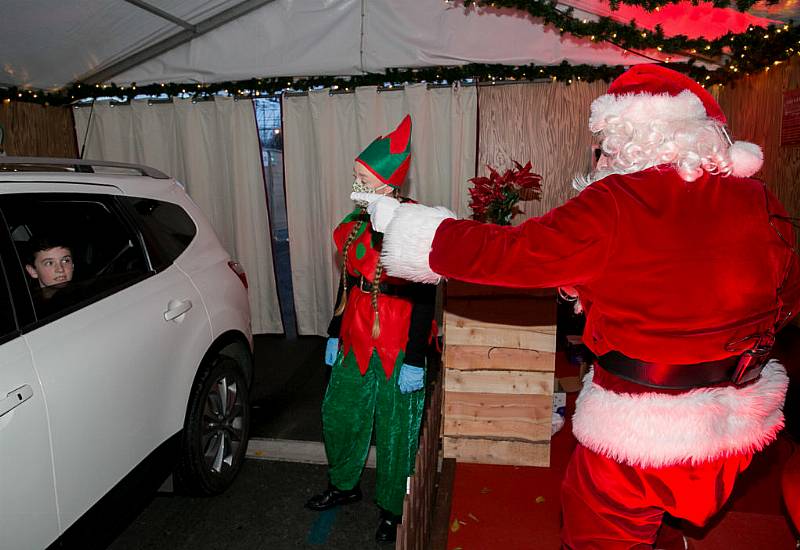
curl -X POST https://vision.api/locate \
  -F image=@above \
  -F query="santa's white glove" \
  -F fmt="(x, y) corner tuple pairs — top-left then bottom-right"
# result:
(350, 193), (400, 233)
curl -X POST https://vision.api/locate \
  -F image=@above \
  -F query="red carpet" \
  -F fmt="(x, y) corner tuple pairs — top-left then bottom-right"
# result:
(446, 352), (799, 549)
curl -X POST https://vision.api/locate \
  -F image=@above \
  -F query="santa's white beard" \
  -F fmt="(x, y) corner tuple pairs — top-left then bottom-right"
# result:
(572, 166), (619, 191)
(572, 160), (663, 191)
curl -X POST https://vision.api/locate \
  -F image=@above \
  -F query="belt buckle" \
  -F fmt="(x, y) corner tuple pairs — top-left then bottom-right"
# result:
(732, 347), (770, 385)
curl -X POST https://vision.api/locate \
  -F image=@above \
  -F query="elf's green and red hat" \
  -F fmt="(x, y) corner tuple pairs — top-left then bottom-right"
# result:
(355, 115), (412, 188)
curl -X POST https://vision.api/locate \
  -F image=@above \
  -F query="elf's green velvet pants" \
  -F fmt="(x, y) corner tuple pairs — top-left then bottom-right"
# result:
(322, 349), (425, 516)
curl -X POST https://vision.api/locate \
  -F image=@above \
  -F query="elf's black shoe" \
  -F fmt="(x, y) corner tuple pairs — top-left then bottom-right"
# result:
(304, 483), (362, 511)
(375, 509), (402, 543)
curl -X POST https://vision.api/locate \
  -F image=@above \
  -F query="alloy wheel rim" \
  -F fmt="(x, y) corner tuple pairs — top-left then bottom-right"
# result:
(201, 374), (244, 474)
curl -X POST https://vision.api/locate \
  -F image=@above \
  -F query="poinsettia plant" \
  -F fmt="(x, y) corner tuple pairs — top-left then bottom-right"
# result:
(468, 161), (542, 225)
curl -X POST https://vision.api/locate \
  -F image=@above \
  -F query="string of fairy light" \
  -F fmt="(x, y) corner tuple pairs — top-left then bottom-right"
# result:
(607, 0), (774, 11)
(2, 1), (798, 105)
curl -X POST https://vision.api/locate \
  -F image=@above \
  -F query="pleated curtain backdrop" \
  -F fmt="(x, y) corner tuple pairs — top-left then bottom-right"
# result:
(283, 83), (477, 336)
(73, 97), (283, 334)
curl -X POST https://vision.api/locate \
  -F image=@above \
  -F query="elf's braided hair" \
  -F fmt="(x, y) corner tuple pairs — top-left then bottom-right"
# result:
(333, 220), (365, 316)
(370, 260), (384, 338)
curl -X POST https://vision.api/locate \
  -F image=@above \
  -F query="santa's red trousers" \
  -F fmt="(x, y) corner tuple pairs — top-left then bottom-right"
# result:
(561, 444), (753, 549)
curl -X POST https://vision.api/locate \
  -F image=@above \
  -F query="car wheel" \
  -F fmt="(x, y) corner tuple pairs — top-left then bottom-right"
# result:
(175, 354), (250, 495)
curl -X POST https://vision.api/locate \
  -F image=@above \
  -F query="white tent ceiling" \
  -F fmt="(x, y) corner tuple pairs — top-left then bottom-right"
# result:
(0, 0), (785, 90)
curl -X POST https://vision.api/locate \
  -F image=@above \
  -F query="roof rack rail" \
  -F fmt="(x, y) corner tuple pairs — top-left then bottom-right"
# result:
(0, 157), (170, 179)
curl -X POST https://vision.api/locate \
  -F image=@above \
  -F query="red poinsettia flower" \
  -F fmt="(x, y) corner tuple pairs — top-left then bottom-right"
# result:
(468, 160), (542, 225)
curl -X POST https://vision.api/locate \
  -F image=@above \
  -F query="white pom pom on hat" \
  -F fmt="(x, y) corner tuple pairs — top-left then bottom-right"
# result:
(728, 140), (764, 177)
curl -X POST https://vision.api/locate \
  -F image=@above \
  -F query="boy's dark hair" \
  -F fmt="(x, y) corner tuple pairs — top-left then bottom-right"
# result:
(25, 235), (72, 265)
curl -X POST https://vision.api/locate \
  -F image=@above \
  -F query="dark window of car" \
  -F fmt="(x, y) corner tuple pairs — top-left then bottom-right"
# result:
(1, 193), (151, 324)
(121, 197), (197, 272)
(0, 258), (17, 341)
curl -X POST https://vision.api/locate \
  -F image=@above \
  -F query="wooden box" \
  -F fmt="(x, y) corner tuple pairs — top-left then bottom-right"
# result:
(442, 281), (556, 467)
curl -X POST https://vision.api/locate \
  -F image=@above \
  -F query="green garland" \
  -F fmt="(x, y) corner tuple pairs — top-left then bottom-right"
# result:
(0, 63), (657, 105)
(458, 1), (796, 58)
(2, 1), (798, 105)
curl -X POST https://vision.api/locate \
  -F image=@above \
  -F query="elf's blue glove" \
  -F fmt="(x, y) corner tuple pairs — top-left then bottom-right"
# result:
(325, 338), (339, 366)
(397, 364), (424, 394)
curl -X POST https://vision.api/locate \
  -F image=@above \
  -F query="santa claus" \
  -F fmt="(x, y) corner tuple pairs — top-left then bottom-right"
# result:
(354, 64), (800, 548)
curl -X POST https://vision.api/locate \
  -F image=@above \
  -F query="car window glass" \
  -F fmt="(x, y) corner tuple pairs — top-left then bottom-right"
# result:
(0, 258), (17, 340)
(121, 197), (197, 272)
(2, 194), (151, 323)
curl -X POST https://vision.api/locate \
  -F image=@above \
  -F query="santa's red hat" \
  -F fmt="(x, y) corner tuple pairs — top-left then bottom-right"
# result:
(590, 64), (763, 178)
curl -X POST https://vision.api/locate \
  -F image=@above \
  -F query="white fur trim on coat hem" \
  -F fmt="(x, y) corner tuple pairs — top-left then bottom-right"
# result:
(380, 203), (455, 284)
(572, 360), (788, 468)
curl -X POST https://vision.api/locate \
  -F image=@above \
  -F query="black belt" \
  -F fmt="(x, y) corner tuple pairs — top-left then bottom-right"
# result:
(347, 275), (410, 298)
(597, 349), (770, 390)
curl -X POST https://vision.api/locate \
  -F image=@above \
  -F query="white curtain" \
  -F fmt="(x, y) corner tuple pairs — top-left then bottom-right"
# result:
(73, 97), (283, 334)
(283, 83), (477, 336)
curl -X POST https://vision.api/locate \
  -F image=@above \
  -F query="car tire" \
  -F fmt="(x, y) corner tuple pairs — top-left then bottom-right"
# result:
(175, 354), (250, 496)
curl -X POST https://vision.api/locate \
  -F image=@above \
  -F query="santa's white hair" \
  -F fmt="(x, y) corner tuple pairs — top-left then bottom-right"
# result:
(573, 115), (735, 191)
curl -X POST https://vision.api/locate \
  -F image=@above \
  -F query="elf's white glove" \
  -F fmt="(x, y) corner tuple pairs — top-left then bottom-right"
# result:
(350, 193), (400, 233)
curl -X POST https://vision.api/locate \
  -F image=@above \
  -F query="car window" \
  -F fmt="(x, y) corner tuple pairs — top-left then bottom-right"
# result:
(1, 194), (152, 324)
(0, 257), (17, 341)
(121, 197), (197, 272)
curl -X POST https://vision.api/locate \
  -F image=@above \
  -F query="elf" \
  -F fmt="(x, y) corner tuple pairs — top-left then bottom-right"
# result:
(305, 115), (435, 544)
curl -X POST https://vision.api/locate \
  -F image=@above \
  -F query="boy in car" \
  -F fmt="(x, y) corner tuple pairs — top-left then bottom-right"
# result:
(24, 236), (74, 288)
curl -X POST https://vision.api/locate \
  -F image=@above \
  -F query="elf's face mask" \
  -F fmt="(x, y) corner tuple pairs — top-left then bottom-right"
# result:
(352, 162), (392, 206)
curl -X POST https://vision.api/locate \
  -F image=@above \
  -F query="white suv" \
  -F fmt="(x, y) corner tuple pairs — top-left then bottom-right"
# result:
(0, 158), (253, 549)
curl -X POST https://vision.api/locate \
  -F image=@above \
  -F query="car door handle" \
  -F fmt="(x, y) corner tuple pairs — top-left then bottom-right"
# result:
(0, 385), (33, 418)
(164, 299), (193, 321)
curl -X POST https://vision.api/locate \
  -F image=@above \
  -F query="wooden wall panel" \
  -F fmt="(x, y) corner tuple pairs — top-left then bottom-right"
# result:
(477, 80), (608, 220)
(0, 102), (77, 158)
(717, 58), (800, 226)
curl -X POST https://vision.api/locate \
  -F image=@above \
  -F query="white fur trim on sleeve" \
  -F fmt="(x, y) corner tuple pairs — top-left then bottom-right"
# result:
(572, 360), (788, 468)
(380, 203), (455, 284)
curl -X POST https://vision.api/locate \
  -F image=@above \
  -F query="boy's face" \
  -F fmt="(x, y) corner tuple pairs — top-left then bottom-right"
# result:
(25, 246), (74, 288)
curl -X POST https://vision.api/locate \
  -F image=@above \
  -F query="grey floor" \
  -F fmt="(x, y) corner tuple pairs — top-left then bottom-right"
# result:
(249, 334), (328, 442)
(106, 461), (390, 550)
(103, 334), (390, 550)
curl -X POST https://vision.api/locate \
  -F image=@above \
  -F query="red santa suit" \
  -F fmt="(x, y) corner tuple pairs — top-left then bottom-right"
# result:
(367, 65), (800, 548)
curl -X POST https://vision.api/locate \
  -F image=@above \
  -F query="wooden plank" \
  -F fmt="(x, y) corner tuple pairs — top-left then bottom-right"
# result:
(443, 436), (551, 466)
(444, 345), (555, 372)
(443, 391), (552, 442)
(428, 458), (456, 550)
(444, 322), (556, 351)
(444, 368), (554, 395)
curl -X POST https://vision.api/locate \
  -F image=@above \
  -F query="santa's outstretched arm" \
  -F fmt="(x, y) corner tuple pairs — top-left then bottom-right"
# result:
(353, 185), (617, 289)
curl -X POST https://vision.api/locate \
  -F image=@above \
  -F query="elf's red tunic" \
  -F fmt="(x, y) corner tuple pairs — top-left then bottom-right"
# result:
(333, 209), (413, 378)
